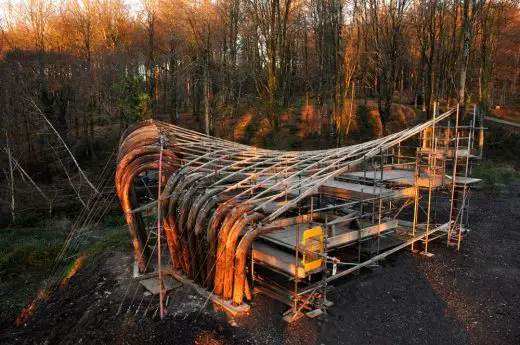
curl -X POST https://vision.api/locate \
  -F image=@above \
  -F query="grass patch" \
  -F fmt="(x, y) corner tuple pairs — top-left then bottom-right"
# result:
(0, 219), (71, 275)
(484, 127), (520, 165)
(0, 212), (129, 277)
(84, 227), (129, 258)
(472, 161), (520, 188)
(0, 216), (129, 313)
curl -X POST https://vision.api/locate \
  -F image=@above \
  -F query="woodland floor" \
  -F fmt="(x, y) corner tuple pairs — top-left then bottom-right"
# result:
(1, 181), (519, 345)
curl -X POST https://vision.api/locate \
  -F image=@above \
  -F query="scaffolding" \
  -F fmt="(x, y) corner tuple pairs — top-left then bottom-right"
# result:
(115, 103), (483, 321)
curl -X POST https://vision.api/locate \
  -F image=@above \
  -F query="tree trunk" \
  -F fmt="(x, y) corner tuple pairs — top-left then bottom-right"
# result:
(203, 55), (210, 135)
(459, 0), (471, 112)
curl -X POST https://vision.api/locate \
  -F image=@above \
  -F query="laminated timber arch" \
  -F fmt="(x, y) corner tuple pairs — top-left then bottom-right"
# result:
(116, 106), (482, 313)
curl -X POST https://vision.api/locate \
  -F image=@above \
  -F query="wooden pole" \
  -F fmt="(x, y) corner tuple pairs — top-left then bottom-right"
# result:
(157, 136), (165, 320)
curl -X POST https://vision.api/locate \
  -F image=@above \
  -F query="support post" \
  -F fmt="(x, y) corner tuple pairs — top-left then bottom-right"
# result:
(157, 136), (165, 320)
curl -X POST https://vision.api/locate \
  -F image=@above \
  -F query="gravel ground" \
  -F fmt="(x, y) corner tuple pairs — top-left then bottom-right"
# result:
(1, 185), (519, 345)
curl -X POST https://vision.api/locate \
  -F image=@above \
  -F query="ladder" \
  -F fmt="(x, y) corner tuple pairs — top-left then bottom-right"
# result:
(447, 105), (476, 250)
(414, 103), (446, 254)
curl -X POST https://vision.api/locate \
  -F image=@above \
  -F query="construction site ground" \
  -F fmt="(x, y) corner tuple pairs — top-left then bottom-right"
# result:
(1, 180), (519, 345)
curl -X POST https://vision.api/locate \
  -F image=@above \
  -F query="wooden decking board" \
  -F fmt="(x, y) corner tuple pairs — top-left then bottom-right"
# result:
(257, 175), (417, 199)
(346, 169), (445, 187)
(260, 220), (399, 250)
(318, 180), (392, 200)
(261, 223), (318, 250)
(252, 242), (308, 278)
(446, 175), (482, 185)
(327, 220), (399, 248)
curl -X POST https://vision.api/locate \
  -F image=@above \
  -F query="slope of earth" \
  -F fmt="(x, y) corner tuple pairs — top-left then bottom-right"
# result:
(491, 107), (520, 124)
(1, 185), (519, 345)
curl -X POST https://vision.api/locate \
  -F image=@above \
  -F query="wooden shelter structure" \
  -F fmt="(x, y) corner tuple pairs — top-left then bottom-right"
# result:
(115, 104), (483, 320)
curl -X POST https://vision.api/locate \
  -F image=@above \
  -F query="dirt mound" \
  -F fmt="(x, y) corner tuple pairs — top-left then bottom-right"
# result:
(348, 102), (418, 140)
(387, 104), (417, 133)
(1, 250), (243, 345)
